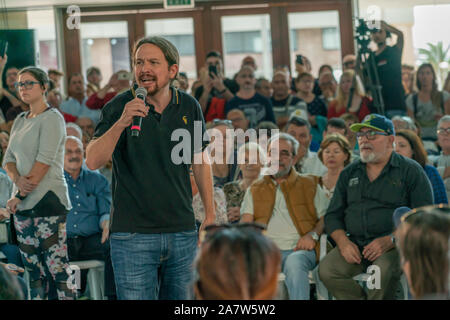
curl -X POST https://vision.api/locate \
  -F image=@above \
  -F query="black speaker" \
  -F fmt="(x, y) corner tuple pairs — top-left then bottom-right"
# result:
(0, 29), (39, 85)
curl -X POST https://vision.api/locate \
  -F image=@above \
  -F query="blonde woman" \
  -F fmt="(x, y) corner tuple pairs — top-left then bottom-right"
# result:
(327, 70), (372, 121)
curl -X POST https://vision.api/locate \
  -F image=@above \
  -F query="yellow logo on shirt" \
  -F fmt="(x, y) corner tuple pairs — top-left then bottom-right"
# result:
(182, 116), (187, 125)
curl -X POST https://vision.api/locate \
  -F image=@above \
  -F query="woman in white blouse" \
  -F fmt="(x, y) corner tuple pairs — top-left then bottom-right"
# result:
(316, 133), (352, 217)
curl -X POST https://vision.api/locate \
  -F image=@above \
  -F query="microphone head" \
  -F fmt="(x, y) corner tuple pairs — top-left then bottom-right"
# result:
(135, 87), (147, 100)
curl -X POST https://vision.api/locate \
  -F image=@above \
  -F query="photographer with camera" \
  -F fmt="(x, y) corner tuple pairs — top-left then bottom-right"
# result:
(370, 20), (406, 118)
(86, 70), (132, 110)
(195, 51), (238, 121)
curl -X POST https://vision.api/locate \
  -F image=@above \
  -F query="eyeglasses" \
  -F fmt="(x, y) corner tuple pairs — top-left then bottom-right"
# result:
(356, 131), (388, 140)
(437, 128), (450, 136)
(213, 119), (232, 125)
(199, 222), (267, 243)
(14, 80), (40, 90)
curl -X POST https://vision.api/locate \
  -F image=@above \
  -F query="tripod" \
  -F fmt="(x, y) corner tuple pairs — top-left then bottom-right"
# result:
(348, 19), (385, 116)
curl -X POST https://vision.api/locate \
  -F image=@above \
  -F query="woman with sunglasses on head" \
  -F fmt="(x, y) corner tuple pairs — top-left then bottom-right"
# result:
(3, 66), (75, 300)
(395, 129), (448, 205)
(194, 223), (281, 300)
(406, 63), (450, 141)
(396, 205), (450, 300)
(223, 142), (267, 223)
(207, 119), (240, 188)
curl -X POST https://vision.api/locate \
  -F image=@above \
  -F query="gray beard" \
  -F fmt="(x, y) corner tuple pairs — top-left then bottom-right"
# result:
(360, 152), (377, 163)
(273, 166), (291, 179)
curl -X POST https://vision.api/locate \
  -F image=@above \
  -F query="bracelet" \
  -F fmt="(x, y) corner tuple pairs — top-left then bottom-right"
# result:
(15, 191), (27, 201)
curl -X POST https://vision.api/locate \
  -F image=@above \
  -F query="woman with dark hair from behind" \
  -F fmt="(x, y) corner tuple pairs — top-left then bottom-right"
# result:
(396, 205), (450, 299)
(394, 129), (448, 205)
(406, 63), (450, 141)
(194, 224), (281, 300)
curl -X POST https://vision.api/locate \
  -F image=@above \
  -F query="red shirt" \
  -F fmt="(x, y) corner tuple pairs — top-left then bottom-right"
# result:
(86, 92), (117, 110)
(327, 96), (372, 122)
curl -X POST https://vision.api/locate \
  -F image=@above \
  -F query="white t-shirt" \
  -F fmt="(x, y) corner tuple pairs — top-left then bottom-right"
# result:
(240, 181), (322, 251)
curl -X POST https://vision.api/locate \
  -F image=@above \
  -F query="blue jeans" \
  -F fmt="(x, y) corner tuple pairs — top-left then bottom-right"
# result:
(281, 249), (316, 300)
(110, 230), (197, 300)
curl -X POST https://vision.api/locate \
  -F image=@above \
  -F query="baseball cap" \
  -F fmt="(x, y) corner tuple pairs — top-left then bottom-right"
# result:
(350, 114), (395, 135)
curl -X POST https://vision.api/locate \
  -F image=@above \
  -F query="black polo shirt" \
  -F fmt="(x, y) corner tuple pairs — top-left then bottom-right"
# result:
(324, 152), (433, 248)
(93, 86), (209, 234)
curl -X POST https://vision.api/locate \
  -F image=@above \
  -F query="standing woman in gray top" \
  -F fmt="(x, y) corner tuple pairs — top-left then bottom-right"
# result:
(3, 67), (75, 300)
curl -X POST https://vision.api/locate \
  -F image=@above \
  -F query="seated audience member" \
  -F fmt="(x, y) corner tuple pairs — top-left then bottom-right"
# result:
(319, 114), (434, 300)
(316, 134), (352, 213)
(342, 55), (356, 71)
(0, 262), (24, 300)
(396, 206), (450, 300)
(255, 121), (279, 142)
(444, 71), (450, 93)
(271, 71), (308, 129)
(46, 80), (77, 123)
(0, 170), (23, 269)
(241, 55), (257, 71)
(190, 80), (202, 97)
(225, 66), (275, 128)
(223, 142), (267, 223)
(406, 63), (450, 141)
(86, 70), (131, 110)
(76, 117), (95, 138)
(291, 54), (312, 93)
(395, 129), (448, 205)
(63, 136), (116, 299)
(60, 73), (101, 124)
(255, 77), (272, 99)
(295, 72), (328, 118)
(318, 71), (337, 103)
(195, 51), (238, 121)
(0, 57), (27, 125)
(226, 108), (249, 131)
(327, 70), (372, 121)
(66, 122), (83, 140)
(190, 167), (227, 230)
(323, 117), (347, 139)
(241, 133), (324, 300)
(99, 159), (113, 185)
(429, 116), (450, 200)
(207, 120), (239, 188)
(285, 116), (327, 176)
(194, 224), (281, 300)
(177, 72), (189, 92)
(86, 66), (102, 97)
(48, 69), (64, 90)
(340, 113), (360, 154)
(401, 64), (416, 97)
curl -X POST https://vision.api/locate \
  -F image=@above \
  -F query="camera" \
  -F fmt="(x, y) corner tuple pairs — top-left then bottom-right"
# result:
(117, 71), (132, 81)
(296, 54), (304, 65)
(208, 65), (218, 78)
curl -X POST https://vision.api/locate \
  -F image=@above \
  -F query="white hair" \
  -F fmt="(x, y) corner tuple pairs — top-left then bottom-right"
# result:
(66, 122), (83, 139)
(268, 133), (300, 157)
(237, 142), (268, 166)
(65, 135), (83, 149)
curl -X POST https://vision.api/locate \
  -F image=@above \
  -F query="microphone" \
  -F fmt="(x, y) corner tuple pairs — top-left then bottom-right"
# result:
(131, 87), (147, 137)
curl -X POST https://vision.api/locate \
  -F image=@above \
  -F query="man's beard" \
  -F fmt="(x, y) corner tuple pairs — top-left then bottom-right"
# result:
(360, 151), (377, 163)
(273, 165), (291, 179)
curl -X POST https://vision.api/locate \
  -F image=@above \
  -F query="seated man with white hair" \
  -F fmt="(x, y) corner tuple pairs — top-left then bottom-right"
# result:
(63, 136), (116, 299)
(241, 133), (324, 300)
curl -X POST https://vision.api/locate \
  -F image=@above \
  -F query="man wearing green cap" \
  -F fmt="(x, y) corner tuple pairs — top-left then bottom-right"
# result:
(319, 114), (433, 299)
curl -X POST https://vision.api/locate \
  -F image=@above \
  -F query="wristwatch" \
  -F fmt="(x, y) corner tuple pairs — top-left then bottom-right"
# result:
(308, 231), (319, 241)
(15, 191), (27, 201)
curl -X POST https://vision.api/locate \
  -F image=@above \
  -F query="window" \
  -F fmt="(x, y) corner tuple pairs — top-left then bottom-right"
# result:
(322, 27), (340, 50)
(163, 35), (195, 56)
(224, 31), (262, 54)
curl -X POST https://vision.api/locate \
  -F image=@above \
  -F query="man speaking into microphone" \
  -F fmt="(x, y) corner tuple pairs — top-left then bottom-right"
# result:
(85, 36), (215, 300)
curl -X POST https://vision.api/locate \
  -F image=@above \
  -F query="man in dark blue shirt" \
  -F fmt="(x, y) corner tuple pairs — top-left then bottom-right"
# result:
(225, 66), (275, 128)
(64, 136), (116, 299)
